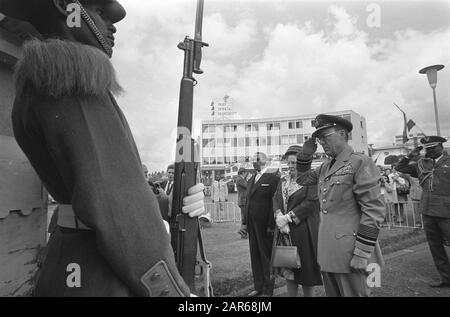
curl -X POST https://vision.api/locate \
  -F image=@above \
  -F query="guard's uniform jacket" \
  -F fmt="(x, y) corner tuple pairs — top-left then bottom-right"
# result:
(297, 146), (385, 273)
(11, 39), (189, 296)
(396, 154), (450, 218)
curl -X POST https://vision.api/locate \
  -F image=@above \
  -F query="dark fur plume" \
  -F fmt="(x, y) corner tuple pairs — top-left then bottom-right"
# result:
(14, 39), (123, 97)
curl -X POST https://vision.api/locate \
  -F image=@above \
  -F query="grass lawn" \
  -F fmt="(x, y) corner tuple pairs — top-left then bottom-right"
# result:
(199, 220), (426, 297)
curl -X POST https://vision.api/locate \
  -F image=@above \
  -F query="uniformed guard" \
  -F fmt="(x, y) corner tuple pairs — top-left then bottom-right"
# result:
(296, 114), (385, 297)
(1, 0), (204, 296)
(396, 136), (450, 288)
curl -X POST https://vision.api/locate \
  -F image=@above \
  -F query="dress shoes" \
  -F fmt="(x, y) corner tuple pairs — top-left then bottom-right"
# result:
(429, 281), (450, 288)
(247, 290), (261, 297)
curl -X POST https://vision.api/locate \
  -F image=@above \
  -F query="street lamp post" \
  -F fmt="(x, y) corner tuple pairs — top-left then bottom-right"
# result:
(419, 64), (445, 136)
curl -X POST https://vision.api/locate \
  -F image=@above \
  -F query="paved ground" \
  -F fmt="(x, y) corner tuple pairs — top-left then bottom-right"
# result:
(271, 242), (450, 297)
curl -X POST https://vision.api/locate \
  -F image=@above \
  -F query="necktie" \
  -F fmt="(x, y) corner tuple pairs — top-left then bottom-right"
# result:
(166, 182), (172, 195)
(329, 158), (336, 169)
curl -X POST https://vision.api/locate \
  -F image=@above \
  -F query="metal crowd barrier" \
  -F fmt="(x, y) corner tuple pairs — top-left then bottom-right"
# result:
(205, 202), (241, 223)
(383, 200), (423, 230)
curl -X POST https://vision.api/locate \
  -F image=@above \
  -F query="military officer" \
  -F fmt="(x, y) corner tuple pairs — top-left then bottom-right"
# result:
(3, 0), (204, 296)
(296, 114), (385, 297)
(396, 136), (450, 288)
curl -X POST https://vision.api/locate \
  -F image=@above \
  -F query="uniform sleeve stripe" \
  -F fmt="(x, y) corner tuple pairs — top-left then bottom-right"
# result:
(356, 236), (376, 247)
(356, 233), (378, 243)
(357, 224), (379, 239)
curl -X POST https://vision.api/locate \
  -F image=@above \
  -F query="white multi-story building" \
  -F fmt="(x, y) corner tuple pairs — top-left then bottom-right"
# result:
(200, 110), (368, 180)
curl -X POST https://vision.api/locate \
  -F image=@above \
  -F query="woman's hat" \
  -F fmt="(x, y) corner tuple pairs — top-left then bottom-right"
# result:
(283, 144), (303, 159)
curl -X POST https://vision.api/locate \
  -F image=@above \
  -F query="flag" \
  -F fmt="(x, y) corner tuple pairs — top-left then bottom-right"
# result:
(394, 103), (409, 144)
(407, 119), (416, 132)
(401, 111), (408, 144)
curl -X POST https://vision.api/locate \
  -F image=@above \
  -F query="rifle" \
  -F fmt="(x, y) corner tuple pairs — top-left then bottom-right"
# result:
(170, 0), (212, 296)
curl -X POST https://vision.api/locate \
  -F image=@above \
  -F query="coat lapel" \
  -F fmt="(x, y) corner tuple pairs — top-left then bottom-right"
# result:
(250, 173), (266, 196)
(325, 146), (353, 178)
(435, 154), (450, 169)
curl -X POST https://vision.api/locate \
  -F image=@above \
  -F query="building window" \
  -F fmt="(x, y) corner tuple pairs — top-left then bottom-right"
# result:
(311, 120), (315, 127)
(233, 138), (238, 147)
(296, 121), (302, 129)
(238, 138), (245, 147)
(217, 157), (224, 164)
(268, 122), (281, 131)
(289, 135), (296, 144)
(232, 125), (238, 132)
(288, 121), (295, 129)
(273, 135), (280, 145)
(260, 137), (267, 146)
(360, 121), (363, 129)
(203, 139), (209, 148)
(245, 137), (250, 147)
(267, 136), (272, 146)
(203, 157), (209, 165)
(217, 138), (223, 146)
(211, 158), (216, 164)
(297, 134), (304, 144)
(245, 124), (252, 132)
(281, 135), (289, 145)
(224, 125), (231, 133)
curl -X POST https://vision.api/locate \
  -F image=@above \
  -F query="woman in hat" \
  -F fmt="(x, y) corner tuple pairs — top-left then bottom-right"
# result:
(272, 145), (322, 297)
(3, 0), (204, 296)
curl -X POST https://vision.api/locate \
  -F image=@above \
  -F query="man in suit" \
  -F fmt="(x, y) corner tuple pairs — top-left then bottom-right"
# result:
(396, 136), (450, 288)
(297, 114), (385, 297)
(243, 152), (280, 297)
(236, 167), (249, 238)
(161, 164), (175, 196)
(211, 175), (228, 221)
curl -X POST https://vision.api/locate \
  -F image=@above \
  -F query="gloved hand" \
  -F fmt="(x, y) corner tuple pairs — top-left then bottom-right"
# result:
(163, 220), (170, 235)
(302, 137), (318, 156)
(408, 146), (423, 158)
(276, 214), (291, 228)
(280, 224), (290, 234)
(182, 183), (205, 217)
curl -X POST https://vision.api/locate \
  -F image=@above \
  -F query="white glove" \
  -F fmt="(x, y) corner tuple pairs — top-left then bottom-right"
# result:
(182, 183), (205, 218)
(276, 214), (291, 228)
(280, 224), (290, 234)
(163, 220), (170, 235)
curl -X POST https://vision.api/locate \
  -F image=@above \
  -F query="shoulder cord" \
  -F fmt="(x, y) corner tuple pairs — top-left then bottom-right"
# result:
(418, 158), (434, 191)
(74, 0), (113, 57)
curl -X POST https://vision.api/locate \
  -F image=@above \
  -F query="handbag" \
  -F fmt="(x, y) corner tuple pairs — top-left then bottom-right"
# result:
(396, 182), (410, 195)
(271, 229), (301, 269)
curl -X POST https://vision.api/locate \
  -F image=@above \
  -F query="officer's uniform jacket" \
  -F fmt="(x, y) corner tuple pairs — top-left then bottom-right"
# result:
(211, 180), (228, 202)
(396, 154), (450, 218)
(297, 146), (385, 273)
(11, 39), (189, 296)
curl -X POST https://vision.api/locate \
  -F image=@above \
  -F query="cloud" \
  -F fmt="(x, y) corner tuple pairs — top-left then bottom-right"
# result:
(111, 1), (450, 171)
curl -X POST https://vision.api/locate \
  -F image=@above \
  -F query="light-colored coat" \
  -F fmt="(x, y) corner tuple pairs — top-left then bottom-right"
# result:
(297, 146), (385, 273)
(211, 179), (228, 202)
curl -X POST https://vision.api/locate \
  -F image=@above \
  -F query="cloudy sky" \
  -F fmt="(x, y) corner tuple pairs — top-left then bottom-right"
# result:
(111, 0), (450, 172)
